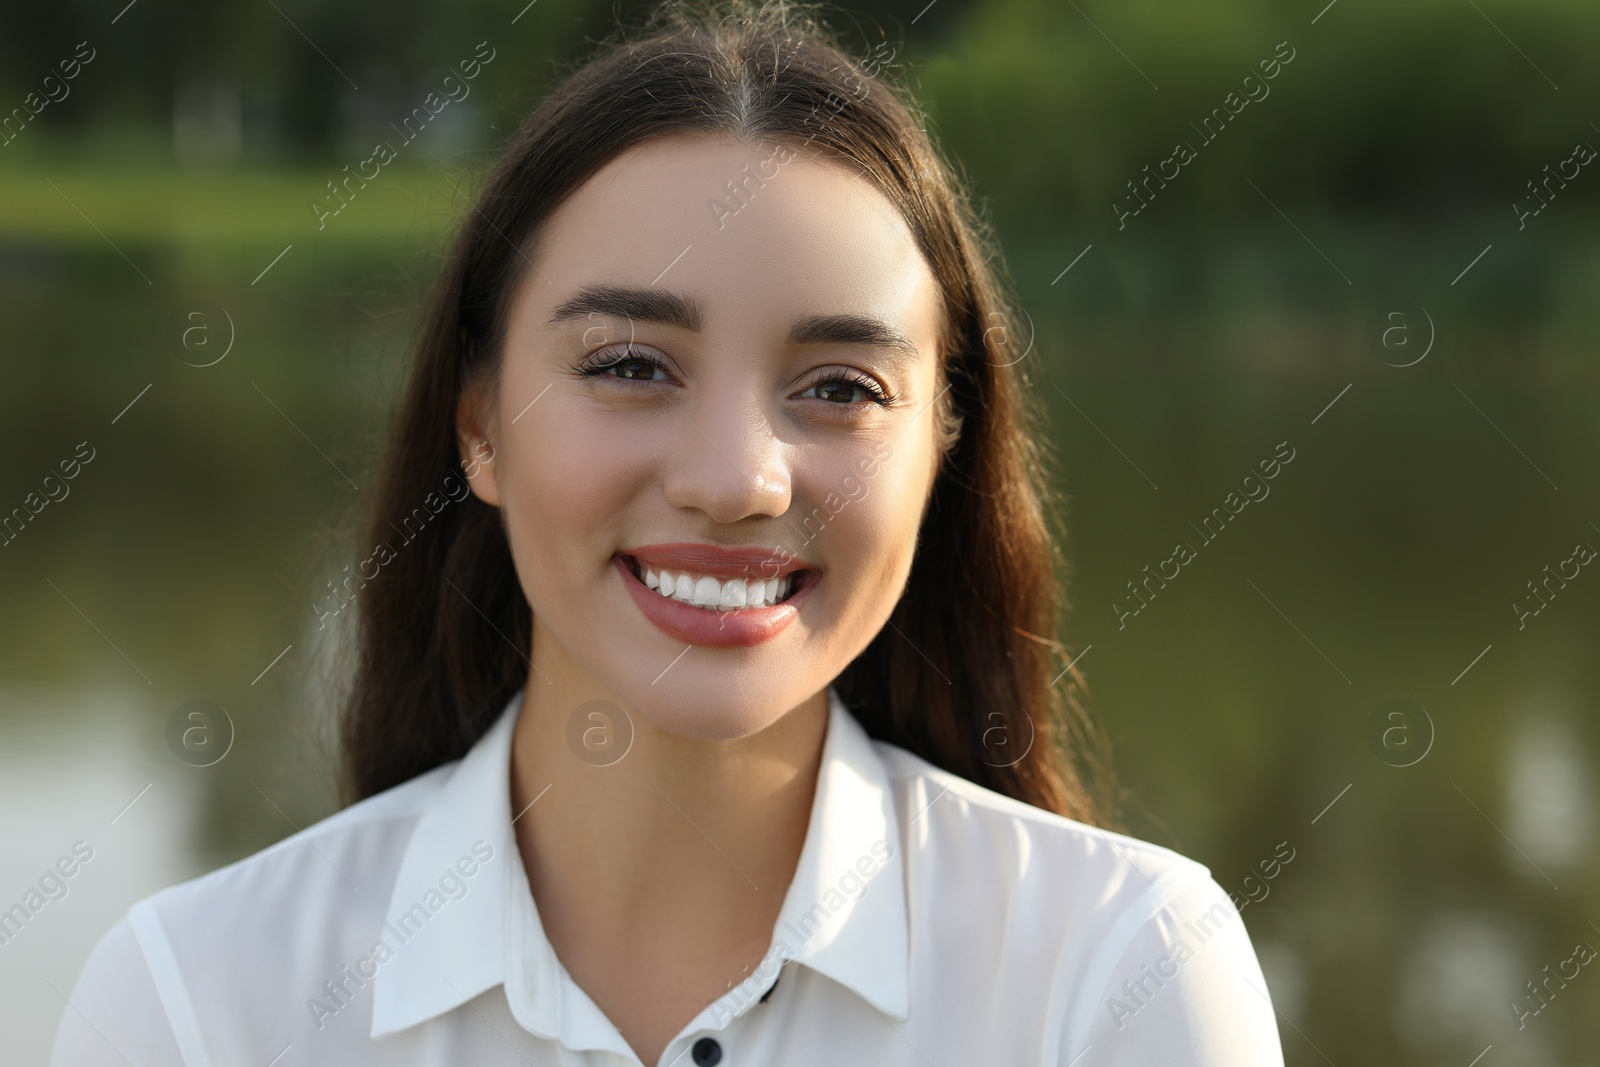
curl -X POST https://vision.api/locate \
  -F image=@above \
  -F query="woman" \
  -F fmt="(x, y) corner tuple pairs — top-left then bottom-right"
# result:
(52, 1), (1284, 1063)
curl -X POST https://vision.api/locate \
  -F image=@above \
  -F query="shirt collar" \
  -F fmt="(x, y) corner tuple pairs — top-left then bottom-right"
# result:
(370, 684), (910, 1046)
(368, 687), (520, 1040)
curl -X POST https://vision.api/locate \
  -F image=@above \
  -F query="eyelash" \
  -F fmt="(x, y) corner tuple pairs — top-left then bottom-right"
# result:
(573, 343), (899, 407)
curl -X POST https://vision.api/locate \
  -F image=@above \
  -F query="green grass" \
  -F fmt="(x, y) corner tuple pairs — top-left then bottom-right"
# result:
(0, 164), (478, 251)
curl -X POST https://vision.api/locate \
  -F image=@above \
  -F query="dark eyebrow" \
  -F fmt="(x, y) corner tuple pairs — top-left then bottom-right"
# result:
(547, 283), (920, 359)
(786, 313), (920, 360)
(548, 283), (703, 332)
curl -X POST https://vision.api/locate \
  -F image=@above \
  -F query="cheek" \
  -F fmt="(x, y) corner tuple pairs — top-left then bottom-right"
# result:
(501, 402), (652, 586)
(863, 465), (927, 579)
(806, 443), (927, 605)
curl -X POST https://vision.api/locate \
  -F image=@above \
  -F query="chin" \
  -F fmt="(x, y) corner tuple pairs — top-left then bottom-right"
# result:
(622, 682), (799, 742)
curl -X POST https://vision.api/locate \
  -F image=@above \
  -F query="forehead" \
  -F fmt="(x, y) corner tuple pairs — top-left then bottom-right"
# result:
(524, 133), (940, 338)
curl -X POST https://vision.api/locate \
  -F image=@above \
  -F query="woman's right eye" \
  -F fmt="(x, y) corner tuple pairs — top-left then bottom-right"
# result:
(577, 344), (671, 382)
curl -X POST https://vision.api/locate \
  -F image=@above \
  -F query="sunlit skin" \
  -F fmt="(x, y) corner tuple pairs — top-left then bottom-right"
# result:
(455, 132), (945, 1066)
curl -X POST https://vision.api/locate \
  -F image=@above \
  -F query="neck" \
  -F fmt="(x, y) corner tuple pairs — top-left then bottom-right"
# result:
(507, 631), (829, 969)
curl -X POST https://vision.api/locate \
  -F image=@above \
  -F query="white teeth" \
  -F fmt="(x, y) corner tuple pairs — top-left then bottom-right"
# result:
(637, 564), (795, 611)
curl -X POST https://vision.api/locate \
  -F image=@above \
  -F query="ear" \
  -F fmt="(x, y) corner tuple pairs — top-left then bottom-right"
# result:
(455, 382), (502, 506)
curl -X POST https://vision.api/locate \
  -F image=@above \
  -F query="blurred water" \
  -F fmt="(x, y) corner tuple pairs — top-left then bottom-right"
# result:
(0, 688), (203, 1064)
(1505, 707), (1595, 877)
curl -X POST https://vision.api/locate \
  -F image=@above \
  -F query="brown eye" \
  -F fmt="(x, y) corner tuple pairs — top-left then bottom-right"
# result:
(612, 357), (661, 381)
(811, 379), (869, 404)
(802, 371), (894, 407)
(576, 344), (671, 383)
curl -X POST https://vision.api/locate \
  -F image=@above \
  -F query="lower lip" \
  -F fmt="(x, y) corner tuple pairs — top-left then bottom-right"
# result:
(613, 555), (815, 648)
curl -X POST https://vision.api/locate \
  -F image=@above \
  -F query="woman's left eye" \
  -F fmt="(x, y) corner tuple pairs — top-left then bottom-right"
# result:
(801, 373), (893, 406)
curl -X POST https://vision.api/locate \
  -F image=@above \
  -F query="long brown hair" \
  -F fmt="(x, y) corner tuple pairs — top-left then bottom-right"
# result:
(338, 0), (1117, 829)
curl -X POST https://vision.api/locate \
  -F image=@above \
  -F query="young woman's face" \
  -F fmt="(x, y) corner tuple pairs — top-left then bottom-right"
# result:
(460, 132), (945, 739)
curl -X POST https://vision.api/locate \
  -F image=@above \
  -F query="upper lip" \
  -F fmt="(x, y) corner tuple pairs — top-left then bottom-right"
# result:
(619, 542), (815, 580)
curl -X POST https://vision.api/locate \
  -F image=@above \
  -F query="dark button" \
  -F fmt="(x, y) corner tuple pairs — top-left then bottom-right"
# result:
(691, 1036), (723, 1066)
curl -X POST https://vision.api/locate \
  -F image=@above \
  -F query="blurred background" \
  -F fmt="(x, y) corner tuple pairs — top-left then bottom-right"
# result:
(1, 0), (1597, 1062)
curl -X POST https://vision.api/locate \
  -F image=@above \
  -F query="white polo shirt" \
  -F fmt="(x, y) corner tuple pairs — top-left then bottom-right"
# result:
(51, 686), (1285, 1066)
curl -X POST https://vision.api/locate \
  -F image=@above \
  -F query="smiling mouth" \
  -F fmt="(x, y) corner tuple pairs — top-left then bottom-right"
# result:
(618, 553), (814, 612)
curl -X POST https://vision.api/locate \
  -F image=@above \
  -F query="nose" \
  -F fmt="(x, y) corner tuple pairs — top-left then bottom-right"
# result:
(660, 388), (792, 524)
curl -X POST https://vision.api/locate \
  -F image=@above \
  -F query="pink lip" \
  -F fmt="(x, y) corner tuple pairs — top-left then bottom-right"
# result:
(612, 553), (817, 648)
